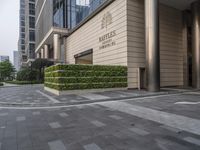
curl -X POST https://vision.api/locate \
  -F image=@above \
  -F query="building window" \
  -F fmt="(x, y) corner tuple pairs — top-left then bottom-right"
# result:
(29, 16), (35, 28)
(29, 31), (35, 41)
(74, 49), (93, 64)
(68, 0), (105, 29)
(29, 44), (35, 59)
(29, 3), (35, 15)
(53, 0), (67, 28)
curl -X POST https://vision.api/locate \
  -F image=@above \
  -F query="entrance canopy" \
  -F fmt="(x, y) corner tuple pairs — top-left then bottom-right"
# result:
(160, 0), (197, 10)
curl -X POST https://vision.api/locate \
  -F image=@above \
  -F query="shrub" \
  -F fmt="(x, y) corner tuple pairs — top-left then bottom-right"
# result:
(0, 82), (3, 86)
(5, 81), (42, 85)
(45, 64), (127, 91)
(17, 68), (39, 81)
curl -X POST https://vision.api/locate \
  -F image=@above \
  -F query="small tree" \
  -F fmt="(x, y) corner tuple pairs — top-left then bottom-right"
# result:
(0, 60), (15, 81)
(16, 68), (38, 81)
(31, 59), (54, 81)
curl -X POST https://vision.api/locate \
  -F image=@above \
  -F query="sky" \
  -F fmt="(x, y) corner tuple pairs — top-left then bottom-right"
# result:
(0, 0), (19, 63)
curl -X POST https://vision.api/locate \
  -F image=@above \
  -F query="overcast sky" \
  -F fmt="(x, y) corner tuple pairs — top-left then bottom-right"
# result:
(0, 0), (19, 63)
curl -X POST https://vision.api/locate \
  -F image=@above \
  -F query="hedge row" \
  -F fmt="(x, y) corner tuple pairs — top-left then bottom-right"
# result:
(44, 64), (127, 90)
(5, 81), (43, 85)
(45, 82), (127, 91)
(45, 64), (127, 72)
(0, 82), (3, 86)
(45, 77), (127, 84)
(45, 70), (126, 78)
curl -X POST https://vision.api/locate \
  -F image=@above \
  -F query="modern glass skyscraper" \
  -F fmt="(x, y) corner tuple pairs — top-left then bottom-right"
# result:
(25, 0), (36, 61)
(18, 0), (26, 67)
(18, 0), (36, 67)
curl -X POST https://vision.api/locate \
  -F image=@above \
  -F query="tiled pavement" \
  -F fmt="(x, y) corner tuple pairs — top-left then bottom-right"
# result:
(0, 85), (200, 150)
(0, 85), (197, 106)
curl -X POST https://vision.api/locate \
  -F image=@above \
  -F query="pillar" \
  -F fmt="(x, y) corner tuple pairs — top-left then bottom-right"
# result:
(36, 52), (40, 59)
(145, 0), (160, 92)
(41, 48), (44, 59)
(191, 1), (200, 88)
(53, 34), (61, 62)
(182, 11), (189, 87)
(44, 44), (49, 59)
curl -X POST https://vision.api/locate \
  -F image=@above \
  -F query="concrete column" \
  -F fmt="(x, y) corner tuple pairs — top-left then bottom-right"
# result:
(36, 52), (40, 59)
(41, 48), (44, 59)
(44, 44), (49, 59)
(145, 0), (160, 92)
(53, 34), (61, 61)
(182, 11), (189, 87)
(191, 1), (200, 88)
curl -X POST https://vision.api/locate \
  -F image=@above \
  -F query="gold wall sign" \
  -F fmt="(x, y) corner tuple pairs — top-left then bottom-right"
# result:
(99, 12), (116, 50)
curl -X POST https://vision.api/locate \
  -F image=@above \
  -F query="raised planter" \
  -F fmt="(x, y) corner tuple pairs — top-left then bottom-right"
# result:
(45, 64), (127, 95)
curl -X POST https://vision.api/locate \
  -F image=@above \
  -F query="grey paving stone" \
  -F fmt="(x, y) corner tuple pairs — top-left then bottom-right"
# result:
(83, 143), (102, 150)
(48, 140), (67, 150)
(183, 137), (200, 146)
(59, 113), (69, 117)
(129, 127), (150, 136)
(32, 111), (40, 115)
(0, 113), (8, 116)
(160, 125), (182, 133)
(70, 100), (78, 103)
(91, 120), (106, 127)
(61, 98), (67, 101)
(80, 93), (109, 100)
(100, 101), (200, 136)
(0, 143), (1, 149)
(109, 115), (122, 120)
(16, 116), (26, 122)
(49, 122), (61, 129)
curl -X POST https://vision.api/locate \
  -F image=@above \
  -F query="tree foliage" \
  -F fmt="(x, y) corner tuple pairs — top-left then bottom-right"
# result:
(16, 68), (38, 81)
(0, 60), (15, 81)
(31, 59), (54, 81)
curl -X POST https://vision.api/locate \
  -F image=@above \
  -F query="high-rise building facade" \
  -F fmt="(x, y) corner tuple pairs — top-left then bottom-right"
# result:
(13, 51), (20, 71)
(18, 0), (36, 67)
(36, 0), (200, 91)
(18, 0), (26, 66)
(0, 56), (9, 62)
(25, 0), (36, 62)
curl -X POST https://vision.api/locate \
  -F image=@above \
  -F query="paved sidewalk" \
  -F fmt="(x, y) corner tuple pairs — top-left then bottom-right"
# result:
(0, 85), (198, 107)
(0, 90), (200, 150)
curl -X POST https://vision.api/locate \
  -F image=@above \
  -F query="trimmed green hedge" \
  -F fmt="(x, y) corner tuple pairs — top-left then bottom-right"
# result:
(5, 81), (43, 85)
(0, 82), (3, 86)
(45, 64), (127, 90)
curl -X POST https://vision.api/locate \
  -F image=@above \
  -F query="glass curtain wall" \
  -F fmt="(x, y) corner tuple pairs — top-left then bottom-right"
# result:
(53, 0), (67, 28)
(53, 0), (105, 29)
(68, 0), (105, 28)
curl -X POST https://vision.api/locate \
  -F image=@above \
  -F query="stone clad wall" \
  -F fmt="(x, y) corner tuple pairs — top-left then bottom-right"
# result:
(66, 0), (128, 66)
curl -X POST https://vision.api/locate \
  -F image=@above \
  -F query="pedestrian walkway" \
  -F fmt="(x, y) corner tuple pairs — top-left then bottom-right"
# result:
(0, 85), (199, 108)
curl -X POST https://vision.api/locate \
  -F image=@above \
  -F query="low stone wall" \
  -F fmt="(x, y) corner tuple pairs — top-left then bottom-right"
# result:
(45, 64), (127, 91)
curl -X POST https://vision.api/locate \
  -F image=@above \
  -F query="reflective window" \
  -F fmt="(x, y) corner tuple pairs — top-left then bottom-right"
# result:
(29, 16), (35, 28)
(53, 0), (105, 29)
(53, 0), (67, 28)
(29, 30), (35, 41)
(68, 0), (105, 28)
(29, 3), (35, 15)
